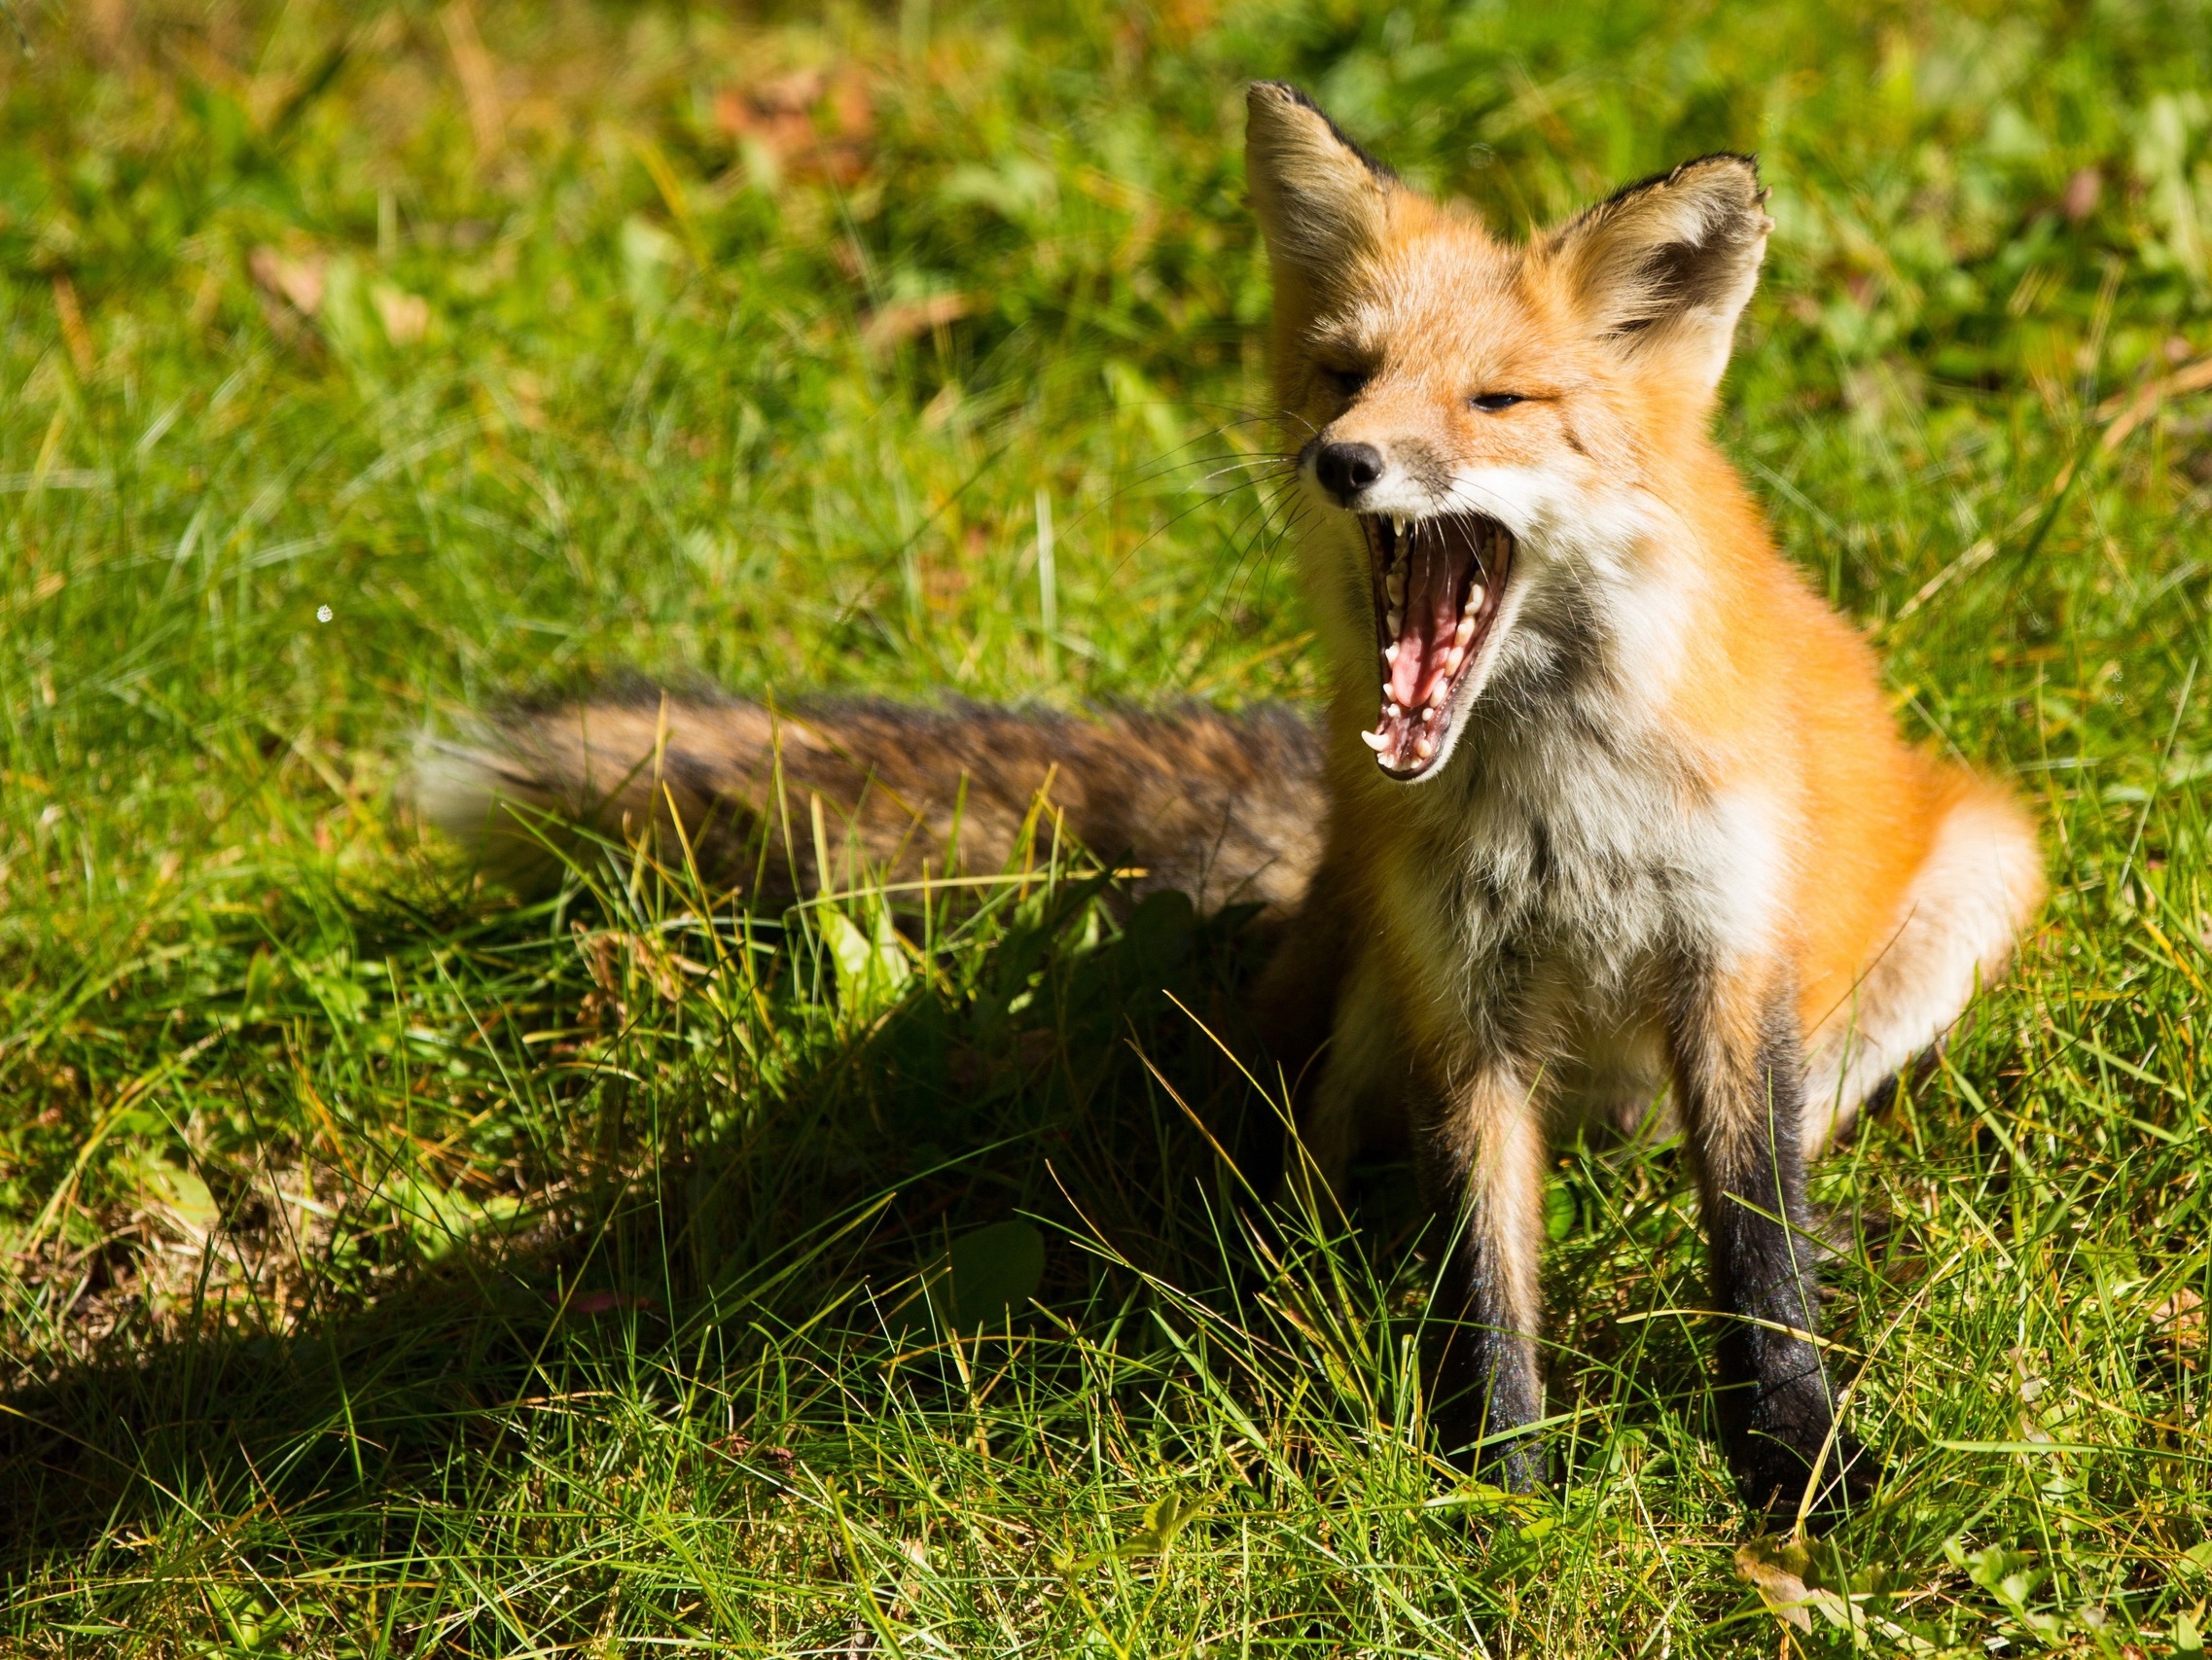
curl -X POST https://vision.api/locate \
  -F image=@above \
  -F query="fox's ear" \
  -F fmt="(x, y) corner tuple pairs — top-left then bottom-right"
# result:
(1548, 155), (1770, 395)
(1245, 82), (1395, 296)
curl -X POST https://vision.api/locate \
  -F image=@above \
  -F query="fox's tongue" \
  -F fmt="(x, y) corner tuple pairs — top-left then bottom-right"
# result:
(1361, 515), (1509, 777)
(1384, 540), (1473, 710)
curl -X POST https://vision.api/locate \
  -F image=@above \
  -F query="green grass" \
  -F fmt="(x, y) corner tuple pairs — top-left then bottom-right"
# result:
(1, 0), (2210, 1650)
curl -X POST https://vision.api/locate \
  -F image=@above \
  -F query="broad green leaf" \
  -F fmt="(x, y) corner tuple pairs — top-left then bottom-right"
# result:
(945, 1219), (1046, 1330)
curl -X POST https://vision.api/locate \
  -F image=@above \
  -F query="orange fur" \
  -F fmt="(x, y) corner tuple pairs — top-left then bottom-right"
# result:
(1246, 89), (2043, 1149)
(1246, 81), (2043, 1507)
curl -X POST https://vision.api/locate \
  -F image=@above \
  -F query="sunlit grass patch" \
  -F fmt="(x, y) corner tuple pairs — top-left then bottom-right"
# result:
(2, 0), (2210, 1650)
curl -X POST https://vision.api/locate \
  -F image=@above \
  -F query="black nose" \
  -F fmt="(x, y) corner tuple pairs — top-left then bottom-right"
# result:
(1313, 441), (1383, 505)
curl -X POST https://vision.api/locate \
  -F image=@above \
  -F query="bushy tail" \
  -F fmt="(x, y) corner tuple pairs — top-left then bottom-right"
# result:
(413, 689), (1325, 918)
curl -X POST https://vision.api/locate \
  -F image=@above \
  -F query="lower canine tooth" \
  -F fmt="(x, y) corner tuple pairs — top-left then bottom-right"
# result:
(1360, 728), (1391, 753)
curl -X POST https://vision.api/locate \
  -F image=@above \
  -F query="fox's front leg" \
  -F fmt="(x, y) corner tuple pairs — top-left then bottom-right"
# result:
(1670, 960), (1876, 1524)
(1417, 1064), (1550, 1492)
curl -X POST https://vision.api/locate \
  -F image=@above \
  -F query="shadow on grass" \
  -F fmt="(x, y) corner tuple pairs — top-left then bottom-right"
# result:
(0, 879), (1339, 1565)
(0, 858), (1751, 1648)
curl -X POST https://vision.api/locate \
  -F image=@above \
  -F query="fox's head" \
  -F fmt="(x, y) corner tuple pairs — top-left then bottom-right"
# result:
(1247, 82), (1772, 785)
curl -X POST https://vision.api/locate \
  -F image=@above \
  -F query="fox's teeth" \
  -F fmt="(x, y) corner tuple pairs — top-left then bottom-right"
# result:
(1467, 583), (1485, 614)
(1422, 706), (1440, 723)
(1452, 615), (1477, 650)
(1441, 647), (1465, 679)
(1427, 678), (1450, 709)
(1387, 608), (1403, 634)
(1385, 571), (1405, 606)
(1392, 514), (1408, 537)
(1414, 733), (1436, 761)
(1383, 642), (1401, 665)
(1360, 728), (1391, 753)
(1385, 701), (1402, 719)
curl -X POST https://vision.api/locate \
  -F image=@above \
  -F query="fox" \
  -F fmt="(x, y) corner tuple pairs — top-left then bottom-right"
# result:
(420, 83), (2044, 1523)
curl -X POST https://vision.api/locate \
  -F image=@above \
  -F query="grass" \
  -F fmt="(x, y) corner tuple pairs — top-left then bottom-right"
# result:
(1, 0), (2210, 1650)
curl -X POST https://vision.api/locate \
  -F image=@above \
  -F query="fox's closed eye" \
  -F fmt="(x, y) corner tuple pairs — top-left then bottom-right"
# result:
(1323, 366), (1371, 398)
(1469, 393), (1524, 412)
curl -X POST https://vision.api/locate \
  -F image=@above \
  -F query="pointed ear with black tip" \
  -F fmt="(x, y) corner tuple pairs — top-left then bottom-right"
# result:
(1245, 82), (1396, 304)
(1548, 155), (1771, 397)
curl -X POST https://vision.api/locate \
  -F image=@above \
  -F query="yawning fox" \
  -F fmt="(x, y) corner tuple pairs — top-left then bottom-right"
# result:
(422, 84), (2043, 1523)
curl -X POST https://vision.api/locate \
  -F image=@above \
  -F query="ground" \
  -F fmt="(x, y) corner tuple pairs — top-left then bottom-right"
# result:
(1, 0), (2209, 1652)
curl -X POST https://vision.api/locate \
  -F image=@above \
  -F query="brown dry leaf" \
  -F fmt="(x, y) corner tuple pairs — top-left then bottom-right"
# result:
(1734, 1537), (1944, 1652)
(889, 1536), (930, 1623)
(709, 1433), (795, 1471)
(2155, 1287), (2205, 1367)
(575, 924), (627, 1030)
(714, 65), (874, 184)
(624, 934), (693, 1005)
(1734, 1535), (1816, 1634)
(2062, 165), (2102, 223)
(2098, 355), (2212, 451)
(572, 923), (700, 1013)
(862, 293), (970, 353)
(51, 274), (95, 376)
(249, 244), (328, 315)
(752, 67), (829, 114)
(372, 283), (430, 344)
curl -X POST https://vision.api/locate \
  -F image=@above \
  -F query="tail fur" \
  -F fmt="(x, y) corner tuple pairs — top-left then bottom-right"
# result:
(413, 689), (1326, 917)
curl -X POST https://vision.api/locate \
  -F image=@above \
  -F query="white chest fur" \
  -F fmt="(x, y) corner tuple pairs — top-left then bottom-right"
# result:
(1371, 692), (1785, 1129)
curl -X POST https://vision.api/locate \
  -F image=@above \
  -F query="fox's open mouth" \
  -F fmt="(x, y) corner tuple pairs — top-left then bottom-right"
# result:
(1360, 512), (1513, 779)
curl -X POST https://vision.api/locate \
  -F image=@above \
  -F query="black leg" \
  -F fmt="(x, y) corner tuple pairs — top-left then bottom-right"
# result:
(1673, 969), (1878, 1528)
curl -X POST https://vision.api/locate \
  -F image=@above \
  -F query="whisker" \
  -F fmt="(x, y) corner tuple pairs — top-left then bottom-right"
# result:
(1216, 479), (1314, 621)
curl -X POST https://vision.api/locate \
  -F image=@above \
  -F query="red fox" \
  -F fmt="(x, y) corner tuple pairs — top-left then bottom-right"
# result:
(422, 84), (2043, 1523)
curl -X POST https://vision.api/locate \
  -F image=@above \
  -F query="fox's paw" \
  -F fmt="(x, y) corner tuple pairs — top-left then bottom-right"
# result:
(1731, 1427), (1881, 1533)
